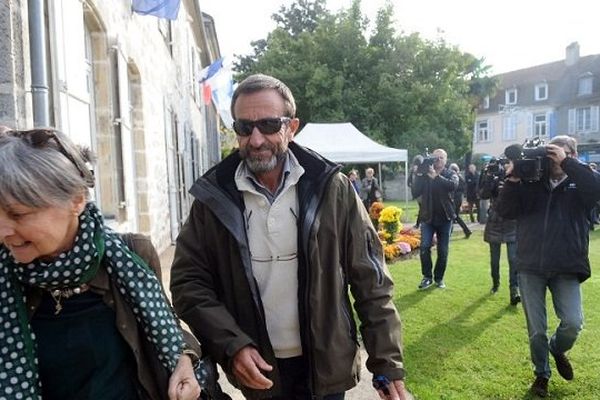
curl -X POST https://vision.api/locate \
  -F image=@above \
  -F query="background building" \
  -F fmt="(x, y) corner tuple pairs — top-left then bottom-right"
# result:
(473, 42), (600, 162)
(0, 0), (224, 252)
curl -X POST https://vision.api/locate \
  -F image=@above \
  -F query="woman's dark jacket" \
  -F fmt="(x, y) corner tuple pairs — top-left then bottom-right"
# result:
(26, 234), (201, 400)
(170, 142), (404, 398)
(479, 173), (516, 244)
(412, 167), (459, 223)
(495, 158), (600, 282)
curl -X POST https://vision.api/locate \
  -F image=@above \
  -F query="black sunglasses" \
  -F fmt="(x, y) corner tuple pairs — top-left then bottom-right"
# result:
(233, 117), (291, 137)
(4, 128), (95, 187)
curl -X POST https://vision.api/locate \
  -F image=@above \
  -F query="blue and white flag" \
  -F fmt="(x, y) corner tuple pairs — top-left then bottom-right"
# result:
(132, 0), (181, 20)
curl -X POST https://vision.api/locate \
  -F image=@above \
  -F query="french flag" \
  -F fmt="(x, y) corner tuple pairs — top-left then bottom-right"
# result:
(199, 58), (225, 104)
(199, 58), (234, 126)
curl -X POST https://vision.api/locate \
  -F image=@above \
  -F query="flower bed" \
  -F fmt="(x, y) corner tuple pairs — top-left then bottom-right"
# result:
(369, 202), (421, 262)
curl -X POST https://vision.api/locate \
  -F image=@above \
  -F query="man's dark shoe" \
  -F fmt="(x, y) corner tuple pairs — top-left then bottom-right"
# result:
(510, 286), (521, 305)
(490, 284), (499, 294)
(435, 280), (446, 289)
(418, 278), (433, 290)
(465, 230), (472, 239)
(551, 350), (574, 380)
(531, 376), (549, 397)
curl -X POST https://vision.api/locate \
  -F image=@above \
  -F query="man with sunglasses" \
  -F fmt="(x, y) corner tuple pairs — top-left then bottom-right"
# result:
(496, 135), (600, 397)
(171, 74), (411, 400)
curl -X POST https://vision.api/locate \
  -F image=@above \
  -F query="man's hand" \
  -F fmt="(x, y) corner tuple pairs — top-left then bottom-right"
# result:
(545, 143), (568, 165)
(376, 379), (414, 400)
(232, 346), (274, 390)
(168, 354), (202, 400)
(427, 164), (437, 179)
(504, 161), (520, 183)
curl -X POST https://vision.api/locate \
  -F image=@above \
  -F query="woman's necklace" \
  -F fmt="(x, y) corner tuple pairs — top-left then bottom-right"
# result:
(49, 284), (90, 315)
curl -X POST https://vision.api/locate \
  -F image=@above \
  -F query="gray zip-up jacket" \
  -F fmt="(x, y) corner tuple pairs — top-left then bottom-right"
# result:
(170, 142), (405, 398)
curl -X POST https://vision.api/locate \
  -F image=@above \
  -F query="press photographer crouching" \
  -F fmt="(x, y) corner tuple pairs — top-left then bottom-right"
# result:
(478, 158), (520, 305)
(495, 135), (600, 397)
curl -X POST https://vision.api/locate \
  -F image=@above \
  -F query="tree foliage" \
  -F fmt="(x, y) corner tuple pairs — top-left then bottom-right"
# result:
(233, 0), (497, 161)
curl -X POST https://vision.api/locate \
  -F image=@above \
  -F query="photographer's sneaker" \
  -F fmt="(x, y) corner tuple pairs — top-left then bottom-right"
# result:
(418, 278), (433, 290)
(550, 350), (573, 380)
(530, 376), (549, 397)
(435, 280), (446, 289)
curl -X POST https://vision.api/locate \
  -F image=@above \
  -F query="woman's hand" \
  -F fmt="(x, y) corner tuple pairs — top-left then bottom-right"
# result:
(168, 354), (202, 400)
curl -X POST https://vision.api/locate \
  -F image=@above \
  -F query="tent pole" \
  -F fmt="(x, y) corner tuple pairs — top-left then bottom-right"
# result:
(405, 160), (409, 204)
(378, 163), (382, 200)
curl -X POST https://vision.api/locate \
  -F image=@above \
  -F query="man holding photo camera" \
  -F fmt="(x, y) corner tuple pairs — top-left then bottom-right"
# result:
(496, 135), (600, 397)
(412, 148), (459, 290)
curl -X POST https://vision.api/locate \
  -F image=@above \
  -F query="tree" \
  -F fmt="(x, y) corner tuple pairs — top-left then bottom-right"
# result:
(234, 0), (497, 161)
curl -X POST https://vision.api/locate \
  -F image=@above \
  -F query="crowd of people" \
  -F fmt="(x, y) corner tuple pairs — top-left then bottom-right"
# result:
(2, 73), (600, 400)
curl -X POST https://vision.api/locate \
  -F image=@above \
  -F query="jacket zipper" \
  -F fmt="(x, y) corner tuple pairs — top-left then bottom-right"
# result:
(539, 189), (553, 268)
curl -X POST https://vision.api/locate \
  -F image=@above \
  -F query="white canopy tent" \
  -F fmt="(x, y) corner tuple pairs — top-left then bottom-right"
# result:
(294, 122), (409, 201)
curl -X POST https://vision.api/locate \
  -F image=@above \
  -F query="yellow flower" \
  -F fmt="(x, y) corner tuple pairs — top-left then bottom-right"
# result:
(378, 206), (403, 224)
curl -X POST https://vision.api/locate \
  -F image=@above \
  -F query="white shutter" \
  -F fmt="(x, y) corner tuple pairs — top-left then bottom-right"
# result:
(473, 122), (478, 143)
(568, 108), (576, 134)
(116, 44), (138, 231)
(489, 119), (494, 141)
(592, 106), (600, 132)
(527, 112), (533, 137)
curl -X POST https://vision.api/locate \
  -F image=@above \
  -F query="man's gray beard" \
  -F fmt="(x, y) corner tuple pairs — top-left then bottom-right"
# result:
(243, 151), (287, 174)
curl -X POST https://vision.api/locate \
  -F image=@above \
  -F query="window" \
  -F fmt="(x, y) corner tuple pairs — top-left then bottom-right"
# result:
(482, 96), (489, 109)
(477, 120), (490, 142)
(535, 83), (548, 101)
(505, 88), (517, 105)
(533, 113), (547, 137)
(503, 115), (517, 140)
(568, 106), (600, 133)
(577, 107), (592, 131)
(578, 76), (593, 96)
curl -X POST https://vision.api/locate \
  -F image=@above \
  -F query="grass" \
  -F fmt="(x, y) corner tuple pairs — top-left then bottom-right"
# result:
(380, 202), (600, 399)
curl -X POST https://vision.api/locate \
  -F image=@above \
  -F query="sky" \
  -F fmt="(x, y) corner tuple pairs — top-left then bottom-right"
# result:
(201, 0), (600, 75)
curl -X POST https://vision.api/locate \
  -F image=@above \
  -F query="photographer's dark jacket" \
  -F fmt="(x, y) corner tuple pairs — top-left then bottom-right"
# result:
(496, 158), (600, 281)
(479, 174), (516, 244)
(412, 167), (459, 224)
(170, 142), (404, 398)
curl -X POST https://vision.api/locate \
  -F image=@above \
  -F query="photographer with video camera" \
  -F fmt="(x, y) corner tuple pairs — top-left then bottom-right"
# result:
(478, 157), (519, 305)
(412, 149), (459, 290)
(495, 135), (600, 397)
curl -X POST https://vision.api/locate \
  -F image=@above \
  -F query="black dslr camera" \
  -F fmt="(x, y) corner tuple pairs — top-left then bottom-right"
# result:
(504, 138), (549, 182)
(483, 157), (507, 179)
(417, 148), (438, 174)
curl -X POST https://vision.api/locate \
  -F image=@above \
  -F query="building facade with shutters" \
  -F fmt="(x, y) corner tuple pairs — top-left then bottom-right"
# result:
(473, 42), (600, 162)
(0, 0), (224, 253)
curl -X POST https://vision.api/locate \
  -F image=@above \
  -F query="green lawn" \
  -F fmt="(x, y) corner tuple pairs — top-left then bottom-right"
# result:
(381, 207), (600, 399)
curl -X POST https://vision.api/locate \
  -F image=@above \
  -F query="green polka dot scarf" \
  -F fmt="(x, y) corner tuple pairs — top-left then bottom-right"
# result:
(0, 202), (187, 399)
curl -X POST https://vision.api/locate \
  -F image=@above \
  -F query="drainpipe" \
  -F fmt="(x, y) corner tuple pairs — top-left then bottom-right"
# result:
(28, 0), (50, 127)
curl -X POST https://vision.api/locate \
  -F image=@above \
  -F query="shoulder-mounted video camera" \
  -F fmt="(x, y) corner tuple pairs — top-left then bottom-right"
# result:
(504, 137), (549, 182)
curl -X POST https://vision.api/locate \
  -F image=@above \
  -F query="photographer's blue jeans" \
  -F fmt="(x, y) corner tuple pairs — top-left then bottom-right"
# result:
(419, 220), (452, 281)
(518, 272), (583, 379)
(489, 241), (518, 288)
